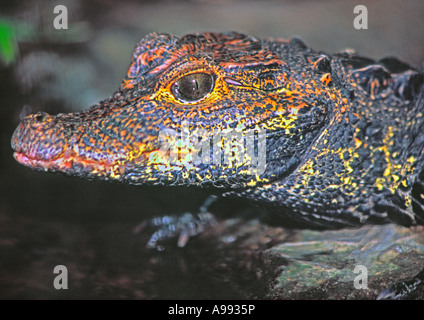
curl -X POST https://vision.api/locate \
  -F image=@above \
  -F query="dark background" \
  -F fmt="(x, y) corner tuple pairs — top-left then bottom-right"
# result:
(1, 0), (423, 299)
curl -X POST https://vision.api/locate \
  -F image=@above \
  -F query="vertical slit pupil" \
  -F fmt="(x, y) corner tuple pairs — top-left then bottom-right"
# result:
(172, 73), (214, 102)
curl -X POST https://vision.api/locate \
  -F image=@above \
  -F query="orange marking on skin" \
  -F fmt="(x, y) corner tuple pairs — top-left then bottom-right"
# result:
(288, 102), (308, 115)
(122, 79), (134, 89)
(219, 58), (284, 68)
(354, 138), (363, 148)
(320, 73), (332, 86)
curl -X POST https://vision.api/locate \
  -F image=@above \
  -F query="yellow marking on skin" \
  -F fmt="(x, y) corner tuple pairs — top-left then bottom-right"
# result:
(407, 156), (416, 164)
(354, 138), (362, 148)
(375, 178), (385, 191)
(263, 115), (297, 134)
(109, 165), (122, 179)
(404, 194), (412, 210)
(247, 180), (257, 187)
(343, 177), (352, 185)
(295, 158), (316, 189)
(368, 125), (417, 194)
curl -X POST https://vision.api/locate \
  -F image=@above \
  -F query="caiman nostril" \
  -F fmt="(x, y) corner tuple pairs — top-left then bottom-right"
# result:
(34, 112), (47, 122)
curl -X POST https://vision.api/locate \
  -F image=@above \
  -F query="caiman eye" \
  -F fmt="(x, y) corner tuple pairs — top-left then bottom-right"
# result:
(171, 73), (214, 102)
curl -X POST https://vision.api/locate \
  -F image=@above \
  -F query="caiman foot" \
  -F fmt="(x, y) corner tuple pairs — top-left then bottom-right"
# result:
(133, 195), (218, 250)
(377, 268), (424, 300)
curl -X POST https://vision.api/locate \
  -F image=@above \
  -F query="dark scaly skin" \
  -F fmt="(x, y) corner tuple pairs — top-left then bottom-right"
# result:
(11, 32), (424, 230)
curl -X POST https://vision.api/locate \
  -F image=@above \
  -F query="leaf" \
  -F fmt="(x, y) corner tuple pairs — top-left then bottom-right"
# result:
(0, 20), (18, 65)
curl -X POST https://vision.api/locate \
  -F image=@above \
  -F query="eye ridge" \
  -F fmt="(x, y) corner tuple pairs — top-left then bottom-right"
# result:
(171, 73), (214, 103)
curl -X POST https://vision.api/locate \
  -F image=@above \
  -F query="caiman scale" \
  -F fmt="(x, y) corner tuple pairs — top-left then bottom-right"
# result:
(11, 32), (424, 230)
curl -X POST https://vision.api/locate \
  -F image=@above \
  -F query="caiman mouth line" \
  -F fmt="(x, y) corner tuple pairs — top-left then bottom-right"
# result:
(13, 150), (128, 176)
(13, 145), (164, 180)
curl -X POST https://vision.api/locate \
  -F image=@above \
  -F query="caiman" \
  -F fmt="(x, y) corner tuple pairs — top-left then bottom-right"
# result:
(10, 32), (424, 298)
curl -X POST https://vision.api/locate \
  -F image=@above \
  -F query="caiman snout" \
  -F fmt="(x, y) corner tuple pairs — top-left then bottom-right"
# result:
(11, 112), (73, 167)
(11, 108), (150, 179)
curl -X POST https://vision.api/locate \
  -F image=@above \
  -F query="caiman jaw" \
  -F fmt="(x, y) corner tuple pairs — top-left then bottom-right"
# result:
(11, 110), (151, 178)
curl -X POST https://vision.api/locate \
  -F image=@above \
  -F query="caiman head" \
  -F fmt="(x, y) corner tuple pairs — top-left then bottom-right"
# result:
(12, 32), (338, 189)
